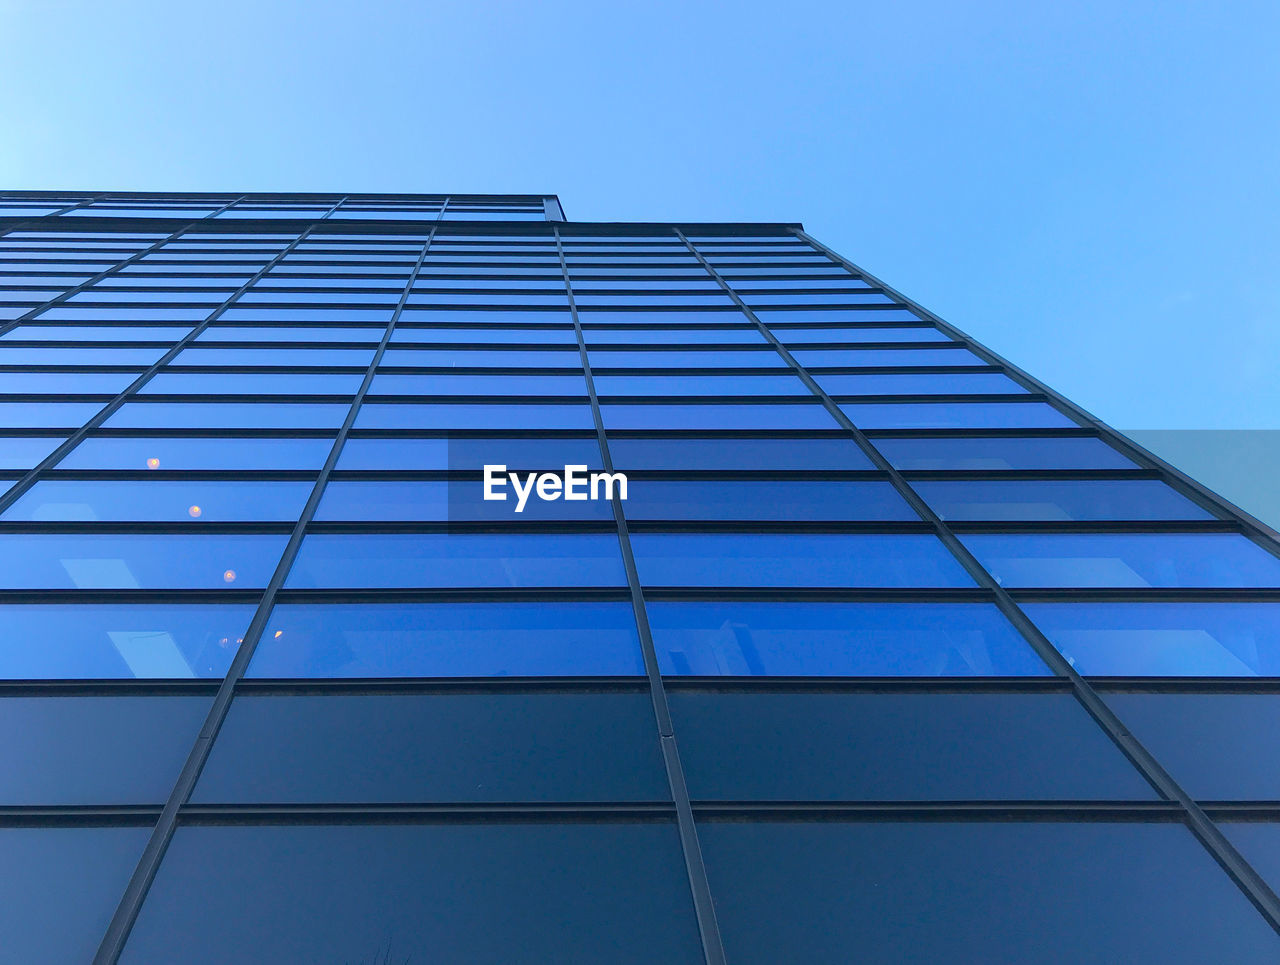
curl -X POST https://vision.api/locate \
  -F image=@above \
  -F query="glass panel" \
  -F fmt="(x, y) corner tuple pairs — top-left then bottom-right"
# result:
(1222, 825), (1280, 897)
(142, 371), (364, 395)
(382, 348), (581, 366)
(0, 533), (287, 588)
(583, 327), (765, 344)
(588, 349), (783, 368)
(773, 326), (948, 343)
(286, 533), (626, 588)
(316, 480), (614, 521)
(594, 374), (809, 396)
(672, 692), (1151, 800)
(336, 436), (603, 470)
(631, 533), (974, 587)
(0, 371), (141, 394)
(122, 823), (702, 965)
(816, 372), (1026, 395)
(0, 827), (150, 965)
(601, 403), (838, 430)
(3, 480), (314, 522)
(624, 480), (915, 521)
(369, 373), (588, 396)
(874, 435), (1136, 470)
(1023, 602), (1280, 677)
(60, 435), (334, 470)
(793, 347), (985, 367)
(171, 346), (375, 366)
(608, 437), (873, 470)
(356, 403), (594, 430)
(649, 602), (1046, 676)
(104, 402), (350, 429)
(0, 436), (66, 470)
(391, 326), (576, 344)
(842, 402), (1075, 429)
(915, 479), (1213, 521)
(961, 533), (1280, 588)
(0, 402), (102, 428)
(0, 603), (256, 678)
(251, 602), (644, 677)
(0, 696), (209, 803)
(699, 821), (1280, 965)
(1105, 694), (1280, 800)
(194, 693), (666, 803)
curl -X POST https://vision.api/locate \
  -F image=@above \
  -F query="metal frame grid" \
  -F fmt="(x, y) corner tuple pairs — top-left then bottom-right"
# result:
(0, 192), (1278, 964)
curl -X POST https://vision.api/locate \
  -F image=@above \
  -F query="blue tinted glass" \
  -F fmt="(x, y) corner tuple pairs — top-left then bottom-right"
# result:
(649, 602), (1046, 675)
(793, 347), (985, 367)
(632, 533), (974, 587)
(381, 348), (580, 367)
(391, 326), (576, 344)
(369, 373), (588, 396)
(0, 402), (102, 428)
(842, 402), (1075, 429)
(172, 346), (374, 366)
(60, 435), (334, 470)
(699, 822), (1280, 965)
(3, 480), (314, 522)
(122, 824), (702, 965)
(816, 372), (1026, 395)
(625, 481), (915, 521)
(0, 696), (210, 803)
(193, 693), (666, 803)
(0, 346), (169, 364)
(0, 533), (287, 588)
(0, 436), (66, 470)
(356, 402), (594, 429)
(874, 435), (1136, 469)
(588, 350), (783, 368)
(286, 533), (626, 588)
(601, 403), (838, 430)
(198, 326), (385, 342)
(673, 692), (1151, 800)
(1023, 603), (1280, 676)
(0, 827), (150, 965)
(142, 371), (364, 394)
(962, 533), (1280, 587)
(316, 480), (613, 521)
(608, 437), (874, 470)
(594, 374), (809, 396)
(583, 327), (765, 344)
(0, 371), (140, 394)
(1104, 694), (1280, 800)
(0, 603), (256, 678)
(915, 479), (1212, 521)
(1222, 825), (1280, 897)
(336, 436), (603, 470)
(773, 326), (949, 343)
(104, 402), (350, 428)
(251, 602), (644, 677)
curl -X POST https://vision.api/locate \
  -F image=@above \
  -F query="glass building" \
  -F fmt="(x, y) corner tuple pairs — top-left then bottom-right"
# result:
(2, 190), (1280, 964)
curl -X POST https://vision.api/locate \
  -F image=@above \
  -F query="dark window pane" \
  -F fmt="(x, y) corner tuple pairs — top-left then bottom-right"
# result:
(625, 480), (916, 521)
(874, 435), (1136, 470)
(0, 603), (255, 678)
(251, 602), (644, 677)
(0, 533), (287, 588)
(632, 533), (974, 587)
(0, 695), (209, 803)
(962, 533), (1280, 588)
(1105, 694), (1280, 800)
(1023, 603), (1280, 676)
(59, 435), (335, 470)
(336, 436), (603, 470)
(672, 692), (1150, 800)
(915, 479), (1212, 521)
(194, 693), (666, 803)
(608, 436), (874, 470)
(2, 479), (314, 522)
(122, 823), (702, 965)
(649, 602), (1046, 676)
(0, 827), (150, 965)
(1222, 824), (1280, 897)
(286, 533), (626, 588)
(700, 821), (1280, 965)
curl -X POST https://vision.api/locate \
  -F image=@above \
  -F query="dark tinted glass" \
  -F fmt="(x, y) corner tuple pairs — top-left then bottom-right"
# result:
(632, 533), (974, 587)
(0, 695), (209, 803)
(671, 692), (1150, 800)
(608, 436), (874, 470)
(699, 821), (1280, 965)
(962, 533), (1280, 588)
(624, 480), (915, 521)
(0, 827), (150, 965)
(286, 533), (626, 588)
(915, 479), (1212, 521)
(0, 604), (256, 678)
(1222, 824), (1280, 896)
(1104, 694), (1280, 800)
(250, 602), (645, 677)
(1022, 603), (1280, 676)
(122, 823), (702, 965)
(194, 693), (666, 803)
(370, 373), (588, 396)
(649, 602), (1046, 676)
(2, 479), (314, 522)
(874, 435), (1136, 470)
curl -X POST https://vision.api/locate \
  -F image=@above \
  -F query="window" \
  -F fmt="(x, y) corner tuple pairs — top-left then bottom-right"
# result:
(601, 403), (838, 430)
(608, 436), (873, 471)
(59, 436), (335, 470)
(873, 435), (1135, 470)
(624, 480), (915, 521)
(336, 436), (603, 471)
(3, 480), (314, 522)
(914, 479), (1212, 521)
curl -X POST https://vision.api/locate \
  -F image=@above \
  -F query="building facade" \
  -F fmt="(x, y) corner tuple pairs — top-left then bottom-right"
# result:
(1, 191), (1279, 964)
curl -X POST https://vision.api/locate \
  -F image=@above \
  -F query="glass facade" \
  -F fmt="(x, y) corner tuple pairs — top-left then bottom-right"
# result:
(1, 191), (1279, 963)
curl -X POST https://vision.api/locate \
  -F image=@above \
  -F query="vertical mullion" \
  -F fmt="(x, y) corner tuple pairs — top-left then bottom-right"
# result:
(91, 222), (437, 965)
(0, 195), (250, 338)
(675, 226), (1280, 936)
(554, 227), (728, 965)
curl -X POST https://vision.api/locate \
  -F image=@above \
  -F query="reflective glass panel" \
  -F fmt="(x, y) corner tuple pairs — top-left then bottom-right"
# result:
(601, 403), (838, 430)
(915, 479), (1212, 521)
(336, 436), (603, 470)
(355, 402), (594, 429)
(874, 435), (1136, 470)
(60, 435), (334, 470)
(625, 480), (915, 521)
(608, 437), (873, 470)
(3, 479), (314, 521)
(104, 402), (350, 428)
(841, 402), (1075, 429)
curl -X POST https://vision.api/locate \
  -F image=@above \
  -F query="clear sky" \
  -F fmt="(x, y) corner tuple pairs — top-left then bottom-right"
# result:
(2, 0), (1276, 429)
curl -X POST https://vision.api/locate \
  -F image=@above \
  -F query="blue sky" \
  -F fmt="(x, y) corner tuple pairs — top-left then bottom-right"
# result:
(2, 0), (1276, 428)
